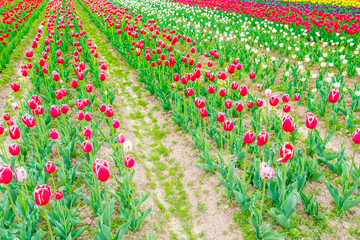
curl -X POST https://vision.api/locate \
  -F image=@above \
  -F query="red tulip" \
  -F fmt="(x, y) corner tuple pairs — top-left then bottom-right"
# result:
(0, 164), (13, 184)
(257, 129), (268, 146)
(247, 101), (254, 109)
(235, 101), (244, 112)
(282, 115), (296, 132)
(83, 126), (92, 140)
(124, 154), (135, 168)
(117, 133), (125, 143)
(8, 143), (20, 155)
(217, 112), (225, 122)
(269, 95), (279, 107)
(84, 112), (92, 122)
(93, 159), (110, 182)
(244, 130), (255, 144)
(283, 104), (291, 113)
(45, 161), (56, 174)
(28, 99), (37, 109)
(223, 119), (234, 131)
(77, 111), (84, 120)
(231, 81), (239, 90)
(49, 129), (59, 139)
(86, 85), (93, 92)
(278, 142), (295, 163)
(3, 113), (10, 121)
(71, 79), (79, 88)
(0, 124), (3, 135)
(9, 126), (20, 139)
(105, 108), (114, 117)
(294, 93), (300, 101)
(219, 87), (226, 97)
(11, 82), (20, 92)
(224, 99), (232, 109)
(227, 64), (235, 74)
(328, 89), (340, 103)
(173, 73), (180, 82)
(113, 119), (120, 128)
(306, 113), (318, 129)
(249, 72), (256, 79)
(208, 85), (216, 94)
(82, 140), (93, 152)
(256, 99), (263, 107)
(99, 104), (106, 112)
(239, 85), (248, 96)
(186, 88), (193, 96)
(200, 107), (208, 117)
(34, 185), (51, 206)
(282, 94), (290, 103)
(353, 128), (360, 144)
(55, 90), (63, 100)
(60, 104), (69, 114)
(54, 190), (63, 200)
(50, 105), (60, 118)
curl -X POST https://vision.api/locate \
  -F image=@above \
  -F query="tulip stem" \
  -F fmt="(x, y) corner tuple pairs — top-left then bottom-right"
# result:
(62, 114), (70, 142)
(104, 184), (111, 229)
(57, 141), (66, 176)
(203, 118), (207, 152)
(260, 178), (266, 217)
(20, 182), (27, 212)
(16, 92), (25, 113)
(243, 144), (248, 183)
(350, 146), (356, 178)
(282, 163), (287, 201)
(51, 174), (56, 191)
(30, 128), (41, 164)
(43, 207), (54, 239)
(227, 132), (230, 166)
(302, 129), (311, 174)
(6, 185), (21, 225)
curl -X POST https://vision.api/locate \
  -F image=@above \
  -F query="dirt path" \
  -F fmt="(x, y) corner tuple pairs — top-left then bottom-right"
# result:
(74, 1), (243, 239)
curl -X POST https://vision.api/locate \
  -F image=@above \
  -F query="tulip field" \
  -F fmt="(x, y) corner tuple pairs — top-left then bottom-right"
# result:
(1, 0), (360, 239)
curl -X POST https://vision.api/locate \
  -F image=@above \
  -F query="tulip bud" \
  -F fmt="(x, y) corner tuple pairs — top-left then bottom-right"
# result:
(60, 104), (69, 114)
(84, 112), (92, 122)
(224, 99), (232, 109)
(282, 94), (290, 103)
(49, 105), (61, 118)
(219, 87), (226, 97)
(259, 162), (275, 179)
(3, 113), (10, 121)
(239, 85), (248, 96)
(256, 99), (263, 107)
(105, 108), (114, 117)
(294, 93), (301, 101)
(217, 112), (225, 123)
(244, 130), (255, 144)
(11, 82), (20, 92)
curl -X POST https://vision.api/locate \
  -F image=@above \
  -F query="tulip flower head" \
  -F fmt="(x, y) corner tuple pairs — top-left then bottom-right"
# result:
(15, 167), (27, 182)
(257, 130), (268, 147)
(34, 184), (51, 206)
(282, 115), (296, 132)
(328, 89), (340, 103)
(223, 119), (234, 131)
(93, 159), (110, 182)
(244, 130), (255, 144)
(122, 140), (133, 153)
(353, 128), (360, 144)
(82, 140), (93, 153)
(306, 113), (318, 129)
(45, 161), (56, 174)
(54, 190), (63, 200)
(278, 142), (295, 163)
(8, 143), (20, 156)
(259, 162), (275, 180)
(124, 154), (135, 168)
(0, 164), (13, 184)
